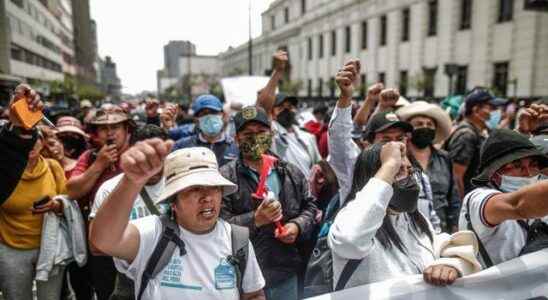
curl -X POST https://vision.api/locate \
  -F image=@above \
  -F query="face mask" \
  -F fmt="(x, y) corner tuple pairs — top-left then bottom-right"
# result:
(276, 109), (297, 128)
(239, 132), (273, 161)
(389, 174), (420, 213)
(499, 174), (540, 193)
(485, 110), (501, 130)
(411, 128), (435, 149)
(198, 114), (224, 137)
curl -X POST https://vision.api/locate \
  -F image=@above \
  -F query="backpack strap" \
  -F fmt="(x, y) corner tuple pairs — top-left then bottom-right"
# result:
(227, 223), (249, 295)
(465, 197), (494, 268)
(140, 188), (161, 216)
(334, 258), (363, 291)
(137, 215), (186, 300)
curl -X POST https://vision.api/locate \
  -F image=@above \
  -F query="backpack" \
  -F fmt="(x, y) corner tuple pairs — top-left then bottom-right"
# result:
(137, 215), (249, 300)
(303, 194), (364, 298)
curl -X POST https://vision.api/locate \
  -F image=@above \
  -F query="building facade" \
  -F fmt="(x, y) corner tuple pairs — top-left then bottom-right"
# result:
(98, 55), (121, 99)
(164, 40), (196, 78)
(219, 0), (548, 99)
(71, 0), (95, 84)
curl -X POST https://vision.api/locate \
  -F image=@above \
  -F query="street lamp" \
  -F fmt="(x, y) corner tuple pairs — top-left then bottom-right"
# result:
(444, 63), (458, 97)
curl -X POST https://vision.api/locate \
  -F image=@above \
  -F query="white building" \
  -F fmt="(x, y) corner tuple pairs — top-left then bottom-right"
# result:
(219, 0), (548, 99)
(157, 52), (220, 95)
(3, 0), (75, 83)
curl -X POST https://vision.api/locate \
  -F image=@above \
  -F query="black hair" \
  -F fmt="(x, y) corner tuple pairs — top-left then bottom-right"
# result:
(344, 143), (433, 253)
(130, 124), (168, 145)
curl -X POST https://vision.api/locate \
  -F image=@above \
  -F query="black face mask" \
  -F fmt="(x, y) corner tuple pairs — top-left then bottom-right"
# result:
(411, 128), (435, 149)
(389, 175), (420, 213)
(276, 109), (297, 128)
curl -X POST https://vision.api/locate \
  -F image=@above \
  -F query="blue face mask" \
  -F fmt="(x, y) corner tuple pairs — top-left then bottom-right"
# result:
(486, 110), (501, 129)
(198, 114), (224, 137)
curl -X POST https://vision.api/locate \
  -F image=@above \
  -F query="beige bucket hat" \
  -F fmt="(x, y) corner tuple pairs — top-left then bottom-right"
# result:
(157, 147), (237, 204)
(396, 101), (452, 144)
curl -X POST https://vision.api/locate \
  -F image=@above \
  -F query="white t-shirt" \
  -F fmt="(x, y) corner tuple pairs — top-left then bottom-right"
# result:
(458, 187), (527, 266)
(114, 216), (265, 300)
(90, 174), (168, 220)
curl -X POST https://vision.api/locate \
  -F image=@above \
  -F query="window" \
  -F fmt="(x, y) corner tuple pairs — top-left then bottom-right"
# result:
(428, 0), (438, 36)
(318, 34), (324, 58)
(360, 74), (367, 98)
(498, 0), (514, 23)
(424, 68), (437, 97)
(308, 79), (313, 97)
(361, 21), (368, 49)
(493, 62), (509, 96)
(380, 15), (387, 46)
(11, 0), (24, 8)
(402, 8), (410, 42)
(307, 37), (313, 60)
(284, 7), (289, 24)
(378, 72), (386, 84)
(318, 78), (323, 97)
(400, 71), (408, 96)
(330, 77), (336, 97)
(301, 0), (306, 15)
(271, 15), (276, 30)
(10, 45), (23, 61)
(456, 66), (468, 95)
(460, 0), (472, 30)
(331, 30), (337, 56)
(345, 26), (351, 53)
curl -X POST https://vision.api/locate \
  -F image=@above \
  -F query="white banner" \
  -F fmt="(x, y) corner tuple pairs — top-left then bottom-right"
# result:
(221, 76), (273, 107)
(306, 249), (548, 300)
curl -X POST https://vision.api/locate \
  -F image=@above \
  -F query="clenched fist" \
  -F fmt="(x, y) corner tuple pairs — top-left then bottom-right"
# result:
(336, 59), (361, 99)
(379, 88), (400, 111)
(273, 50), (289, 73)
(120, 138), (174, 186)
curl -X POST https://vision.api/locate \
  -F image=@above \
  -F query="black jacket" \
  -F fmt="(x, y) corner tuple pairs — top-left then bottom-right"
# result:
(0, 124), (37, 205)
(220, 158), (318, 287)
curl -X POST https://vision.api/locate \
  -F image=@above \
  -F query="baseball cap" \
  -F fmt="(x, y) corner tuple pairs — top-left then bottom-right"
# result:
(364, 111), (413, 142)
(464, 88), (508, 113)
(158, 147), (237, 203)
(192, 94), (223, 115)
(233, 106), (271, 132)
(274, 93), (298, 107)
(80, 99), (92, 109)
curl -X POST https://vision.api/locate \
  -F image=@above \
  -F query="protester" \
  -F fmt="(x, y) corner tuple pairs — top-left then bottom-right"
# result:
(0, 129), (67, 300)
(397, 101), (460, 233)
(172, 94), (239, 166)
(56, 116), (88, 158)
(90, 142), (266, 300)
(309, 160), (339, 215)
(459, 127), (548, 267)
(77, 99), (93, 124)
(328, 141), (481, 289)
(257, 51), (321, 178)
(66, 105), (134, 300)
(88, 124), (169, 299)
(220, 105), (318, 300)
(443, 88), (507, 198)
(304, 106), (329, 158)
(144, 99), (161, 126)
(0, 84), (44, 204)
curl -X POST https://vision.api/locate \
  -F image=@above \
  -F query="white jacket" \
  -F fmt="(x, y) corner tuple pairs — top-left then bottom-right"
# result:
(328, 178), (481, 289)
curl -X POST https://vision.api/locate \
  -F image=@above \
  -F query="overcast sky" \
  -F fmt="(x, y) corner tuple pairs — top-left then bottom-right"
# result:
(90, 0), (274, 94)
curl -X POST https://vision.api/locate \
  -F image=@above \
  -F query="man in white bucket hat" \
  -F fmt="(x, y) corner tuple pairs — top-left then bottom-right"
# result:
(91, 139), (266, 300)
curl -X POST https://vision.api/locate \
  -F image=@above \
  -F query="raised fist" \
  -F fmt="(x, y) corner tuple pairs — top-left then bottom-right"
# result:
(273, 50), (289, 72)
(336, 59), (361, 99)
(120, 138), (173, 186)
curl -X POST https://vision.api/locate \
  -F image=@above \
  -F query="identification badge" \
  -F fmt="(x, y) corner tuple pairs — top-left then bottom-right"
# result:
(214, 258), (236, 290)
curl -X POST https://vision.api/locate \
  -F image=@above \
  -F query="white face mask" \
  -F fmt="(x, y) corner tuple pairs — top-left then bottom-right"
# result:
(499, 175), (540, 193)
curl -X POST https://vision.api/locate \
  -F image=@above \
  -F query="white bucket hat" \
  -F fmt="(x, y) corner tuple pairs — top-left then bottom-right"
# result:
(157, 147), (237, 204)
(396, 101), (452, 144)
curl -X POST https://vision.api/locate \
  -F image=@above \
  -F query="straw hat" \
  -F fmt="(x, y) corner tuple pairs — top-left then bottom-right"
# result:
(157, 147), (237, 204)
(396, 101), (452, 144)
(56, 116), (88, 138)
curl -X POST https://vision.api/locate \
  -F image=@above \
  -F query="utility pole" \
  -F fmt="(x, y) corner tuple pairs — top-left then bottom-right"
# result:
(248, 0), (253, 75)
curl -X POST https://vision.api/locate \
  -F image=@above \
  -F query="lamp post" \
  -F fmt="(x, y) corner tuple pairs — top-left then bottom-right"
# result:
(444, 63), (458, 97)
(248, 0), (253, 76)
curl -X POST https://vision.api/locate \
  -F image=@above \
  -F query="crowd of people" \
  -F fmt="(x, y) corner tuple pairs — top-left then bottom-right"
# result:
(1, 50), (548, 300)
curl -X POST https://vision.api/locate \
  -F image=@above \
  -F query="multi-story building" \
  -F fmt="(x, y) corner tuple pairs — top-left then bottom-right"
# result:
(98, 55), (121, 99)
(219, 0), (548, 100)
(71, 0), (95, 84)
(164, 40), (196, 78)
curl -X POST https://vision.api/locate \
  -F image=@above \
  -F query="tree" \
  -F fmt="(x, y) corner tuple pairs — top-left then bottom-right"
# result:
(280, 79), (303, 96)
